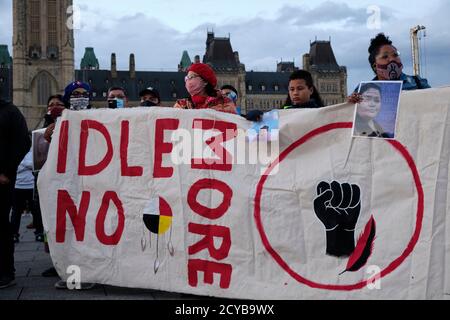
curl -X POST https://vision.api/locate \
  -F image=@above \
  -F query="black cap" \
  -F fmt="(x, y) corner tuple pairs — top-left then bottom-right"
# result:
(139, 87), (160, 102)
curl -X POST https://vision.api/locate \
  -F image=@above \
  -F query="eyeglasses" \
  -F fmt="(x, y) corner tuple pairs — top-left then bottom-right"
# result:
(376, 50), (401, 61)
(185, 74), (200, 82)
(71, 92), (89, 98)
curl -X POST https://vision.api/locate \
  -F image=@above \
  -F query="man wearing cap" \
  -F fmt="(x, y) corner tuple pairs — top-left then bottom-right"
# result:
(63, 81), (92, 110)
(174, 63), (236, 114)
(139, 87), (161, 107)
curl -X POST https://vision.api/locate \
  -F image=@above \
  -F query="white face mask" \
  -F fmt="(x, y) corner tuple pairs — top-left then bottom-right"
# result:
(70, 97), (90, 110)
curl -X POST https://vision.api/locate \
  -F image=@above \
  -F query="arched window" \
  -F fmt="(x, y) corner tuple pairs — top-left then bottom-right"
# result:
(36, 72), (52, 105)
(47, 0), (57, 47)
(29, 0), (41, 46)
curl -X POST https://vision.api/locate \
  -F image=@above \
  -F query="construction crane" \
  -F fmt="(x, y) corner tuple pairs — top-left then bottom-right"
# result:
(410, 25), (426, 77)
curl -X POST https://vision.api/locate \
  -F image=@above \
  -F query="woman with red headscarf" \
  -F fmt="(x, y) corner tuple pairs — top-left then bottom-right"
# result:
(174, 63), (237, 114)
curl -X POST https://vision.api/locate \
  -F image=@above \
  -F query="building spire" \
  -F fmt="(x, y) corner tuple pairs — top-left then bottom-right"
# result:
(0, 45), (12, 68)
(178, 50), (192, 72)
(111, 53), (117, 78)
(80, 47), (99, 70)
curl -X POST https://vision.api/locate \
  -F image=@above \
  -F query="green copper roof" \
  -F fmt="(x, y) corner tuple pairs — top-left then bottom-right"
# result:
(0, 45), (12, 67)
(180, 50), (192, 70)
(80, 47), (100, 70)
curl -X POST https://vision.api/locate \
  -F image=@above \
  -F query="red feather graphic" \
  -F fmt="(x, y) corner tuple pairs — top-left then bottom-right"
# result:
(340, 216), (376, 275)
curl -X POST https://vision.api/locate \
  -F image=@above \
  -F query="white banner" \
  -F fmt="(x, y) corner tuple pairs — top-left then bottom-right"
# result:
(38, 87), (450, 300)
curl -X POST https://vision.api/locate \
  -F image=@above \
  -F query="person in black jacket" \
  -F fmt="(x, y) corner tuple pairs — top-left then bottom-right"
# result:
(246, 70), (325, 122)
(283, 70), (325, 109)
(0, 99), (31, 289)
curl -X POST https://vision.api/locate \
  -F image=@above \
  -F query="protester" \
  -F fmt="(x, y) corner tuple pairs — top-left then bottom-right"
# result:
(246, 70), (325, 122)
(283, 70), (325, 109)
(107, 86), (129, 109)
(44, 95), (66, 128)
(39, 85), (97, 289)
(40, 95), (66, 277)
(354, 83), (392, 138)
(220, 85), (241, 114)
(0, 99), (31, 289)
(349, 33), (431, 103)
(10, 147), (36, 244)
(44, 82), (91, 143)
(174, 63), (237, 114)
(139, 87), (161, 107)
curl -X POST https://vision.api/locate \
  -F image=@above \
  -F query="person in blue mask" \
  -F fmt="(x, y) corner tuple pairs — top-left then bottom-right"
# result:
(221, 85), (241, 115)
(107, 87), (129, 109)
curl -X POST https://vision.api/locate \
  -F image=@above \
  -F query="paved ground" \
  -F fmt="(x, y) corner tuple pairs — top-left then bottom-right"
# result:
(0, 214), (201, 300)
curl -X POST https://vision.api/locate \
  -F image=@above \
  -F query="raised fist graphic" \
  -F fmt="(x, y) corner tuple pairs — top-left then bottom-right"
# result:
(313, 181), (361, 257)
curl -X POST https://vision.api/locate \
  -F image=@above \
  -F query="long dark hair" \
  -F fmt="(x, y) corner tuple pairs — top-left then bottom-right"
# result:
(284, 70), (324, 108)
(359, 82), (382, 97)
(205, 82), (218, 97)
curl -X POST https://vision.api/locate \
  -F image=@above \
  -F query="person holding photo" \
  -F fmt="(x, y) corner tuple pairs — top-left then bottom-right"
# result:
(354, 83), (392, 138)
(349, 33), (431, 103)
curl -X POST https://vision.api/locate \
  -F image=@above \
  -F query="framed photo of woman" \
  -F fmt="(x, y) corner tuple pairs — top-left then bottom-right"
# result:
(353, 81), (403, 139)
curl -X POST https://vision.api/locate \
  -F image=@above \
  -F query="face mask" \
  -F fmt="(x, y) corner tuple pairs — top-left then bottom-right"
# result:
(49, 106), (65, 120)
(115, 98), (125, 109)
(186, 77), (206, 97)
(226, 91), (238, 103)
(69, 97), (90, 111)
(376, 61), (403, 80)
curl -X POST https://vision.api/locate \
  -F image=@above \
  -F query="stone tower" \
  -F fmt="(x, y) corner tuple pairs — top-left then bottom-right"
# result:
(13, 0), (75, 128)
(202, 32), (247, 113)
(302, 40), (347, 106)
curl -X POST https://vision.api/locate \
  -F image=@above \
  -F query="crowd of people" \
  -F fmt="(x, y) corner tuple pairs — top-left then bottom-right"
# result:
(0, 33), (431, 290)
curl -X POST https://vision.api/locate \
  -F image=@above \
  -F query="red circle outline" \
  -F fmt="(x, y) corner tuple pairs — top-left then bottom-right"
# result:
(254, 122), (424, 291)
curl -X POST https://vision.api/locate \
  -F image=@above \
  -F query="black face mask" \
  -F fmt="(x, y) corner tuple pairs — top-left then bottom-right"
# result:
(141, 100), (158, 107)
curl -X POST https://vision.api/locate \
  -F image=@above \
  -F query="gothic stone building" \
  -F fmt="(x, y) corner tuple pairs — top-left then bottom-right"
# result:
(0, 45), (13, 102)
(78, 33), (347, 113)
(3, 1), (347, 128)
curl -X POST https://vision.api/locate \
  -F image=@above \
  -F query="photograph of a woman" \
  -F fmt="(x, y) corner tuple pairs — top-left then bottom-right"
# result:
(353, 81), (402, 139)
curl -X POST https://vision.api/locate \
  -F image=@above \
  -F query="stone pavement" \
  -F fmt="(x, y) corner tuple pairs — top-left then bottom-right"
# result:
(0, 214), (202, 300)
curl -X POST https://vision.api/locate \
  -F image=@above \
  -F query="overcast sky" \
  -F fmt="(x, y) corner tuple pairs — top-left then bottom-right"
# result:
(0, 0), (449, 92)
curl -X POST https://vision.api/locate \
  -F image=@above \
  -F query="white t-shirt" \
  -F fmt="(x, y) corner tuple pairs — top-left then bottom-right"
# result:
(15, 150), (34, 189)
